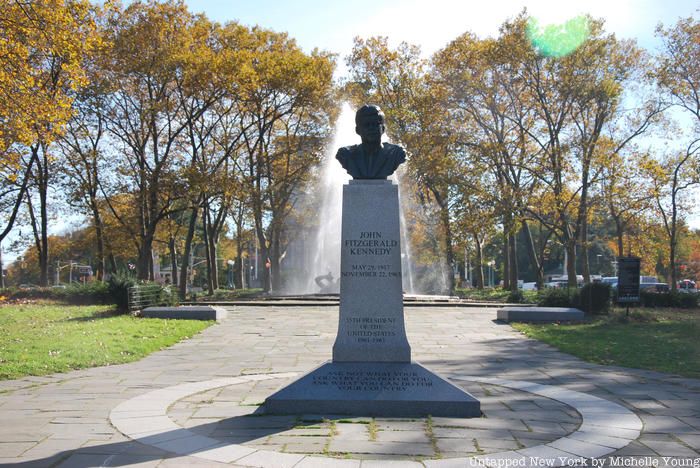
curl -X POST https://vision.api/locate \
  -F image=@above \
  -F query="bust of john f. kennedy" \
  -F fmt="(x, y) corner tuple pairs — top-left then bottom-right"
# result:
(336, 104), (406, 179)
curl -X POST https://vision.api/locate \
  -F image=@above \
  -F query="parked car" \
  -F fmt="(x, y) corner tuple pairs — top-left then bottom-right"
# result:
(678, 279), (697, 293)
(640, 282), (669, 293)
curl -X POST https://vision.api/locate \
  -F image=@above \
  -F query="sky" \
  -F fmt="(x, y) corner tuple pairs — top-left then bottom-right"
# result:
(184, 0), (697, 61)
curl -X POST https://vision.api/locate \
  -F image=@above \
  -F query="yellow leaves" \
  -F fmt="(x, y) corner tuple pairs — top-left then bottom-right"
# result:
(656, 16), (700, 124)
(0, 0), (101, 158)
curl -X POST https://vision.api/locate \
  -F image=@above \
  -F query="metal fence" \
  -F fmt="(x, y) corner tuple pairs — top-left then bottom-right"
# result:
(127, 284), (177, 312)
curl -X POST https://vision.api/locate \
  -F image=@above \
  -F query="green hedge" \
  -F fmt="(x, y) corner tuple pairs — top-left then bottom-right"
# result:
(639, 290), (698, 309)
(536, 285), (698, 311)
(1, 282), (112, 305)
(506, 289), (526, 304)
(106, 273), (176, 312)
(578, 283), (611, 315)
(537, 284), (611, 315)
(537, 287), (580, 308)
(107, 272), (137, 310)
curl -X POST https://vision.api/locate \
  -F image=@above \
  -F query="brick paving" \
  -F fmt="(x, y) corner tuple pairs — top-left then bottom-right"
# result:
(168, 378), (581, 459)
(0, 305), (698, 467)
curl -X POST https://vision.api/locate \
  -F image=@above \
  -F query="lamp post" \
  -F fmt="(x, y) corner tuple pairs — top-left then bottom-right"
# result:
(227, 260), (234, 288)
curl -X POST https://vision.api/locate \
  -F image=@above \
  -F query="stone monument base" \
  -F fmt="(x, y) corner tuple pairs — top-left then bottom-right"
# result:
(263, 361), (481, 418)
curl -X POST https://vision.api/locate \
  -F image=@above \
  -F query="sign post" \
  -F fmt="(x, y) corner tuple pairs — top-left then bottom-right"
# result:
(617, 256), (641, 316)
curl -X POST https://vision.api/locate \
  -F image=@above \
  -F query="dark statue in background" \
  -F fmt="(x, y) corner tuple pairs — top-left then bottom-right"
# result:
(336, 105), (406, 179)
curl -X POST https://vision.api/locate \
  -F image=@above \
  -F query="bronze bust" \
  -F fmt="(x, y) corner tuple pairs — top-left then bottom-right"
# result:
(336, 105), (406, 179)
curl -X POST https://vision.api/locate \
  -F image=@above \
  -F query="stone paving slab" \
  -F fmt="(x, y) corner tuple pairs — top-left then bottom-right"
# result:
(0, 305), (698, 466)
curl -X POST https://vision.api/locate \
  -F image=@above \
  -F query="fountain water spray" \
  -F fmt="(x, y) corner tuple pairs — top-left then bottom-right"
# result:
(286, 102), (451, 296)
(295, 103), (352, 294)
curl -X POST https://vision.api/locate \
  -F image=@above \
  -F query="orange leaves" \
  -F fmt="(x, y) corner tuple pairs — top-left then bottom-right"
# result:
(0, 0), (101, 157)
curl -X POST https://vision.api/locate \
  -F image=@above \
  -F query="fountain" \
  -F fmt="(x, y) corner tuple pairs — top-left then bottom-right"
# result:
(283, 103), (449, 297)
(297, 103), (353, 294)
(264, 103), (479, 417)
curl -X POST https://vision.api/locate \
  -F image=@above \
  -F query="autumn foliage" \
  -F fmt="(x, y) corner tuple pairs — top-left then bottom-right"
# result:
(2, 3), (700, 295)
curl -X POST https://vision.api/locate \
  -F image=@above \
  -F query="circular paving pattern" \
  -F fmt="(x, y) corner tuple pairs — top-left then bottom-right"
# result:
(110, 373), (642, 466)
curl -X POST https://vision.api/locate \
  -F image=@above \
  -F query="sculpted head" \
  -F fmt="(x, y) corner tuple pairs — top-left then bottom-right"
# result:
(355, 105), (385, 145)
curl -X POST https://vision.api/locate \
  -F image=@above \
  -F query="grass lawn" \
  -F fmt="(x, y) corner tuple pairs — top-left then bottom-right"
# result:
(512, 308), (700, 379)
(0, 302), (212, 380)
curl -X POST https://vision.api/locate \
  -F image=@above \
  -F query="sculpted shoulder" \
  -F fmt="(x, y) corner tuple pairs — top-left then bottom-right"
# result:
(336, 144), (359, 161)
(383, 143), (406, 163)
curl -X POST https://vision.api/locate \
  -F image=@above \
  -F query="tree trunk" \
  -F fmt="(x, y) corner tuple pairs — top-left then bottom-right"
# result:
(670, 229), (677, 292)
(270, 227), (282, 292)
(179, 204), (199, 300)
(508, 231), (518, 292)
(29, 144), (51, 288)
(202, 208), (214, 295)
(0, 242), (4, 289)
(581, 243), (591, 283)
(580, 216), (591, 283)
(566, 236), (577, 288)
(137, 238), (152, 281)
(473, 234), (485, 289)
(108, 252), (117, 274)
(209, 232), (219, 292)
(235, 218), (244, 289)
(0, 151), (37, 243)
(38, 168), (49, 287)
(169, 236), (178, 287)
(615, 217), (624, 257)
(502, 226), (510, 290)
(91, 204), (106, 281)
(521, 221), (544, 289)
(260, 244), (270, 292)
(438, 201), (455, 295)
(148, 245), (155, 281)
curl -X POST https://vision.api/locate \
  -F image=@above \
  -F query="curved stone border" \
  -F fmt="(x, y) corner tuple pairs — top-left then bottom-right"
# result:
(109, 374), (642, 467)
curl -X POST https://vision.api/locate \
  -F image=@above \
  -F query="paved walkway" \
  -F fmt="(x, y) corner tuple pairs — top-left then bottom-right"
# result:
(0, 306), (699, 467)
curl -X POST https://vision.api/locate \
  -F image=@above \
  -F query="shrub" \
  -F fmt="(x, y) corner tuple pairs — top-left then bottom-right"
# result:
(671, 292), (699, 309)
(506, 289), (525, 304)
(639, 290), (670, 308)
(108, 271), (137, 311)
(537, 287), (579, 308)
(131, 283), (178, 308)
(8, 287), (57, 300)
(579, 283), (611, 315)
(64, 282), (112, 304)
(1, 283), (113, 304)
(639, 291), (699, 308)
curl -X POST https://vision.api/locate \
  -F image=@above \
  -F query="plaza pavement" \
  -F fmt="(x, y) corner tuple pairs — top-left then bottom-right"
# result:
(0, 305), (699, 467)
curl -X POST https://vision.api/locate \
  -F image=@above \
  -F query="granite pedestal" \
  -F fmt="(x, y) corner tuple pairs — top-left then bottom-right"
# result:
(140, 305), (226, 321)
(497, 306), (585, 323)
(264, 180), (480, 417)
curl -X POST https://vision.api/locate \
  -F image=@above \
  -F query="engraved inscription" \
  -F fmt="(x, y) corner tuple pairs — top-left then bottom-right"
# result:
(342, 263), (402, 279)
(344, 231), (398, 256)
(311, 370), (433, 392)
(342, 231), (401, 279)
(344, 316), (397, 344)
